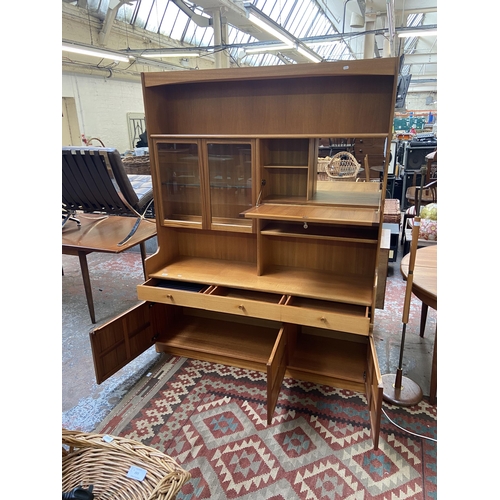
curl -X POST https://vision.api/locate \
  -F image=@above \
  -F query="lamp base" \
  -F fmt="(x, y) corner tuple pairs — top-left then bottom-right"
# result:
(382, 373), (423, 406)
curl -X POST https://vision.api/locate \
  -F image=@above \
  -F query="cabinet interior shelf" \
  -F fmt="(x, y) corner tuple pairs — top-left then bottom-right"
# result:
(155, 311), (279, 371)
(154, 309), (368, 391)
(261, 222), (378, 244)
(287, 333), (368, 392)
(148, 256), (374, 306)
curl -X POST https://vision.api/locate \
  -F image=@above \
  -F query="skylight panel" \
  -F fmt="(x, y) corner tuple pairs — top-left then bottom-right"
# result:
(288, 2), (316, 38)
(132, 0), (155, 30)
(308, 10), (324, 38)
(143, 0), (169, 33)
(164, 3), (189, 40)
(255, 0), (292, 28)
(117, 2), (135, 24)
(87, 0), (108, 16)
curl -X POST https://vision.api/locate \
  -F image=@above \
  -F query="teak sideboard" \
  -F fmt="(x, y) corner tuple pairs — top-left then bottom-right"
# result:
(89, 58), (400, 450)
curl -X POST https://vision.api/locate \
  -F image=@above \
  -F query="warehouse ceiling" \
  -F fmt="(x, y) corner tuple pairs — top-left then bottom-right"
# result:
(62, 0), (437, 92)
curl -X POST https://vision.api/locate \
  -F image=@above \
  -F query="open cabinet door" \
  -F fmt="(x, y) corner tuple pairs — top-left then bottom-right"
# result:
(267, 323), (296, 424)
(89, 301), (157, 384)
(365, 335), (383, 450)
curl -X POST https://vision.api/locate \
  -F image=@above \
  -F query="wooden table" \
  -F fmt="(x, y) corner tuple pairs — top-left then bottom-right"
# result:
(400, 245), (437, 404)
(62, 215), (157, 323)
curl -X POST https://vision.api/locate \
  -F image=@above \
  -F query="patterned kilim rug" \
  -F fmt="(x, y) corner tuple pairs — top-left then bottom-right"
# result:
(97, 354), (437, 500)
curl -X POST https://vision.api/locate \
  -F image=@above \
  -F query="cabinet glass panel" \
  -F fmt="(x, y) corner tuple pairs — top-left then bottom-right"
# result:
(207, 142), (252, 228)
(157, 142), (202, 225)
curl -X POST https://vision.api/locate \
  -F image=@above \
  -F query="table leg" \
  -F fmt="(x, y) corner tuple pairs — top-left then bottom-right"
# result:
(429, 327), (437, 405)
(420, 302), (428, 337)
(78, 251), (96, 324)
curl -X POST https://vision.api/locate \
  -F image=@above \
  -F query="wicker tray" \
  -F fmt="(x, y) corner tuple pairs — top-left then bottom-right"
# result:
(62, 429), (190, 500)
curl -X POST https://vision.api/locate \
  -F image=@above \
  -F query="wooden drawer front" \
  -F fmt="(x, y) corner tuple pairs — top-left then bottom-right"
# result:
(206, 286), (285, 321)
(138, 280), (285, 321)
(137, 279), (211, 308)
(282, 296), (370, 335)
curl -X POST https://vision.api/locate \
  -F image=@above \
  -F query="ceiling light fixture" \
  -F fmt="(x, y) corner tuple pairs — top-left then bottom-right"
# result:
(350, 12), (365, 28)
(397, 30), (437, 38)
(62, 43), (131, 63)
(247, 12), (295, 47)
(245, 4), (322, 63)
(297, 46), (322, 63)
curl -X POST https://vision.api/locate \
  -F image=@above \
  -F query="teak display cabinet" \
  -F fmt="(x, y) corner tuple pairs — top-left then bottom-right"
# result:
(89, 58), (400, 450)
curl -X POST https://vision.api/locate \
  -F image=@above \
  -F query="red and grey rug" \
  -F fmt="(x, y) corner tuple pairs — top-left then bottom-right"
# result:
(97, 354), (437, 499)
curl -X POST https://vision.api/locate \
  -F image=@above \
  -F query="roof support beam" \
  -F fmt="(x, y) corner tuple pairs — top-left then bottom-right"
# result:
(171, 0), (211, 27)
(99, 0), (136, 46)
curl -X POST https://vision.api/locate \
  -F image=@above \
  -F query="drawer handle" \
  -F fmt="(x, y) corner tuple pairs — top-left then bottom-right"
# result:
(238, 304), (245, 311)
(320, 316), (327, 322)
(166, 294), (173, 299)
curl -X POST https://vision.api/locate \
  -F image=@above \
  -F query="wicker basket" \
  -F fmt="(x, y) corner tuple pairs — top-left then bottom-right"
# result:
(62, 429), (191, 500)
(325, 151), (360, 181)
(383, 198), (401, 224)
(317, 157), (331, 172)
(122, 155), (151, 175)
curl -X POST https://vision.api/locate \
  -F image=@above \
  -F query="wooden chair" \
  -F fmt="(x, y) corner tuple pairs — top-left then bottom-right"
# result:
(401, 153), (437, 250)
(62, 146), (155, 245)
(404, 152), (437, 207)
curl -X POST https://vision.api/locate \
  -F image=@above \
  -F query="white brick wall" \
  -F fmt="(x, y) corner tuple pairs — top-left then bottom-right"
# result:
(62, 72), (144, 153)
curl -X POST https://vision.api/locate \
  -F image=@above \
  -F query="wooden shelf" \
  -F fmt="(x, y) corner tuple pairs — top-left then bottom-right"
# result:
(148, 256), (373, 306)
(260, 221), (378, 244)
(155, 311), (280, 372)
(287, 333), (368, 389)
(244, 203), (380, 226)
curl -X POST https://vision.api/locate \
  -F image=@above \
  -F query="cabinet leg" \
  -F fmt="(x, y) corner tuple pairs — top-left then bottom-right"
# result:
(78, 251), (96, 324)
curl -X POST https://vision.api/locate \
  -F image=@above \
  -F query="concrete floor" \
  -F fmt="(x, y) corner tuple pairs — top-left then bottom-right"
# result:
(62, 231), (437, 432)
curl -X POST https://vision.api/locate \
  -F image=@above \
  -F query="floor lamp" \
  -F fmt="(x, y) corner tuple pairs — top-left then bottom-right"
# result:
(382, 166), (427, 406)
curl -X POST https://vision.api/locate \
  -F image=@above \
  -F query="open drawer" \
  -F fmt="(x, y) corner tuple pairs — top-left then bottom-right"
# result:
(282, 295), (370, 335)
(137, 278), (286, 322)
(137, 278), (211, 306)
